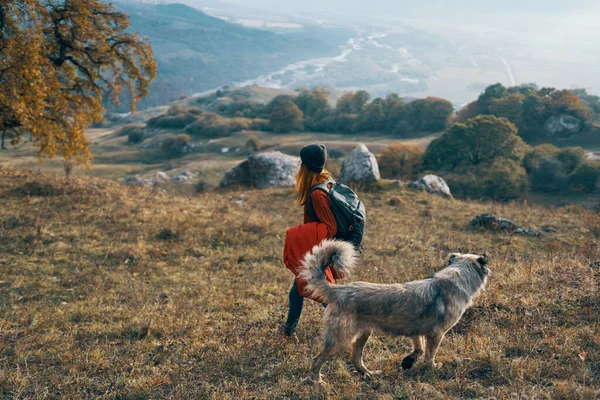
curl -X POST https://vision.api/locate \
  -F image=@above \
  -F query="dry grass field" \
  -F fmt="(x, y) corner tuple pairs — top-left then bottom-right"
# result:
(0, 129), (437, 189)
(1, 167), (599, 399)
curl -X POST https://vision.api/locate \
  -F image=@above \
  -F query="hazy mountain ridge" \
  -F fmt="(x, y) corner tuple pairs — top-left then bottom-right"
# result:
(107, 1), (349, 111)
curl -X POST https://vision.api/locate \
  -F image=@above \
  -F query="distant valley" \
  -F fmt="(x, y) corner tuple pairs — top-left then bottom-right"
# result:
(108, 1), (350, 111)
(111, 1), (600, 111)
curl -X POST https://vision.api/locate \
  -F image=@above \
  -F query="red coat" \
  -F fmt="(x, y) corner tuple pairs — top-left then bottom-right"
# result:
(283, 222), (343, 302)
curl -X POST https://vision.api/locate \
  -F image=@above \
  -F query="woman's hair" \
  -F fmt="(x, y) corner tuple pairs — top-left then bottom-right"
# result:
(294, 163), (331, 206)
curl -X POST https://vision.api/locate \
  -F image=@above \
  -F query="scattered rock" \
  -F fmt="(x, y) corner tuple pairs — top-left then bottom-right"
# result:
(469, 214), (557, 236)
(408, 174), (452, 198)
(231, 200), (246, 208)
(159, 292), (169, 304)
(172, 170), (194, 184)
(123, 175), (146, 187)
(470, 214), (517, 231)
(391, 179), (402, 186)
(147, 171), (169, 185)
(339, 144), (380, 183)
(157, 228), (179, 241)
(514, 228), (544, 237)
(544, 114), (582, 137)
(220, 151), (300, 189)
(229, 194), (248, 207)
(590, 262), (600, 269)
(155, 171), (169, 181)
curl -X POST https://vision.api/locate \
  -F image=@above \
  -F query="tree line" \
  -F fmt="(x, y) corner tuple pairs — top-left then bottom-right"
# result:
(212, 88), (454, 136)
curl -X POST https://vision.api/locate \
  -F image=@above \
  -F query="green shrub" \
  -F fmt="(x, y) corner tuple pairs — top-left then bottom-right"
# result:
(127, 130), (146, 144)
(335, 114), (358, 133)
(116, 124), (145, 137)
(147, 106), (203, 129)
(161, 134), (190, 157)
(250, 118), (270, 131)
(423, 115), (526, 171)
(444, 170), (481, 199)
(221, 98), (263, 118)
(523, 144), (560, 173)
(377, 143), (423, 180)
(185, 113), (252, 138)
(479, 157), (529, 200)
(529, 158), (569, 193)
(568, 163), (600, 193)
(404, 97), (454, 132)
(245, 136), (262, 153)
(269, 101), (303, 133)
(445, 158), (528, 201)
(555, 147), (585, 174)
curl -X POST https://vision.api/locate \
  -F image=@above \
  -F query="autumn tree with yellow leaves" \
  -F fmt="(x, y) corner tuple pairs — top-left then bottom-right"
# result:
(0, 0), (156, 163)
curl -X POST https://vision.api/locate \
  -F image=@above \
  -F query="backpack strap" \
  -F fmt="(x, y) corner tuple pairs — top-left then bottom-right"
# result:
(306, 179), (335, 222)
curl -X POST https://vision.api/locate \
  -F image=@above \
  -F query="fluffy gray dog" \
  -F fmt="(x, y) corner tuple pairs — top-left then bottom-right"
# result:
(299, 239), (490, 383)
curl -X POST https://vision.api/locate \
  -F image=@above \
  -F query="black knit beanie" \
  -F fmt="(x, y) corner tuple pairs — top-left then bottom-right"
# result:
(300, 144), (327, 173)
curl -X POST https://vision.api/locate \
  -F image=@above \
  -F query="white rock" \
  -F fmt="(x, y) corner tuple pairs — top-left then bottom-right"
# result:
(220, 151), (300, 189)
(544, 114), (582, 137)
(339, 144), (380, 183)
(172, 170), (194, 184)
(408, 175), (452, 198)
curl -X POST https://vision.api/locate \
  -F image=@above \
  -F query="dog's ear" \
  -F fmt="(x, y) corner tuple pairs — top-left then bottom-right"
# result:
(477, 254), (488, 266)
(448, 253), (459, 265)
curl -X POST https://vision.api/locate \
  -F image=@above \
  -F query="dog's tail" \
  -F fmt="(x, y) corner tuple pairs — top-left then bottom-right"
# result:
(298, 239), (357, 301)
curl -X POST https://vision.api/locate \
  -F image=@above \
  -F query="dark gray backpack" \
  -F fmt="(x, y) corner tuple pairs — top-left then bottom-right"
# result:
(306, 179), (366, 250)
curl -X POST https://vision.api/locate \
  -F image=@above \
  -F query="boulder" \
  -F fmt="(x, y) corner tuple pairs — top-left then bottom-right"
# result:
(339, 144), (380, 183)
(544, 115), (582, 138)
(469, 214), (517, 231)
(469, 214), (557, 236)
(172, 170), (194, 184)
(155, 171), (169, 181)
(123, 175), (146, 187)
(408, 175), (452, 198)
(514, 226), (557, 236)
(147, 171), (169, 185)
(220, 151), (300, 189)
(513, 228), (544, 237)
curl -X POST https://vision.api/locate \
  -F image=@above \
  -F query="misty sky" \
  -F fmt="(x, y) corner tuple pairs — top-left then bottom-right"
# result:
(212, 0), (600, 97)
(224, 0), (600, 54)
(224, 0), (600, 17)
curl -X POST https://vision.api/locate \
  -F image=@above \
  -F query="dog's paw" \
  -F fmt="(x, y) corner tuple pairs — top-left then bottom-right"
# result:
(306, 374), (324, 386)
(362, 370), (381, 380)
(401, 355), (417, 370)
(425, 361), (442, 370)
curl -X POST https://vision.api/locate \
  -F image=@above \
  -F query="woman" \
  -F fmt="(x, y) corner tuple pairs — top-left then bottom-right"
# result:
(282, 144), (338, 340)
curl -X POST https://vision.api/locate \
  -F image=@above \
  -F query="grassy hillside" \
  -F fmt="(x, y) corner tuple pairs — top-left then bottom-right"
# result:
(1, 168), (599, 398)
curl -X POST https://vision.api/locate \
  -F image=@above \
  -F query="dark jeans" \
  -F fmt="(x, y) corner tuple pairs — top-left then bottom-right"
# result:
(283, 280), (326, 336)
